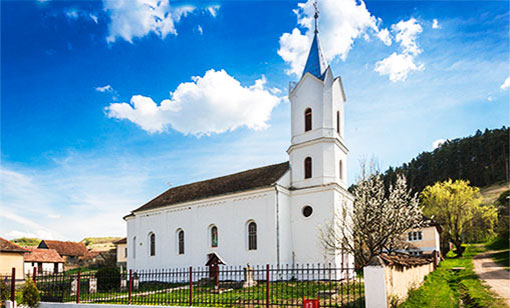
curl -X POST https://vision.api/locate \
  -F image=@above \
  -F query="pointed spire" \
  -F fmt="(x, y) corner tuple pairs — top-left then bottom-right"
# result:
(301, 2), (328, 80)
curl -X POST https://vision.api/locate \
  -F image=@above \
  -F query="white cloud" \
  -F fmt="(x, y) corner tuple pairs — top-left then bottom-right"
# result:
(207, 5), (220, 18)
(487, 95), (494, 102)
(104, 0), (219, 43)
(65, 9), (79, 19)
(376, 28), (392, 46)
(374, 52), (424, 82)
(278, 0), (390, 77)
(106, 69), (282, 135)
(375, 18), (424, 82)
(90, 14), (99, 24)
(96, 85), (114, 93)
(432, 139), (447, 149)
(96, 84), (118, 100)
(501, 76), (510, 90)
(432, 19), (440, 29)
(196, 25), (203, 35)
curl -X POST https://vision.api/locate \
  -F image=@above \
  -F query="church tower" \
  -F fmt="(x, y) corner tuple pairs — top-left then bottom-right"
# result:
(286, 5), (353, 268)
(287, 10), (348, 190)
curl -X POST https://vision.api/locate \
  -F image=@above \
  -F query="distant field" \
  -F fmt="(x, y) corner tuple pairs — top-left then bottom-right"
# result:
(81, 237), (123, 250)
(480, 182), (509, 204)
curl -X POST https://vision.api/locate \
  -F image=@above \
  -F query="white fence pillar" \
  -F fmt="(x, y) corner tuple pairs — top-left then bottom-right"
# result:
(363, 256), (388, 308)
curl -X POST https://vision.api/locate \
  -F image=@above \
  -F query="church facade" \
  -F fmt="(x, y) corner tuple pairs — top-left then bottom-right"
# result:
(124, 29), (354, 271)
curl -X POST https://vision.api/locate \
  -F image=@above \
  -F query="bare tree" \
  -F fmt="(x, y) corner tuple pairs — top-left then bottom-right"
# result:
(320, 160), (425, 267)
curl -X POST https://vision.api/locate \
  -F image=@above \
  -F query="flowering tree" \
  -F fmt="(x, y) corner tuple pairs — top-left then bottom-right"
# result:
(320, 162), (425, 267)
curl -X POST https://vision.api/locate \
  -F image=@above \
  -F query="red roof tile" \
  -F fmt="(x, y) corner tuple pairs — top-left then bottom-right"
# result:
(24, 248), (64, 263)
(38, 240), (88, 257)
(0, 237), (28, 253)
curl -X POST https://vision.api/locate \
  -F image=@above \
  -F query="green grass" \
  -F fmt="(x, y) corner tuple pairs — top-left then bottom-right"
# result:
(77, 281), (364, 308)
(486, 237), (510, 269)
(399, 244), (508, 308)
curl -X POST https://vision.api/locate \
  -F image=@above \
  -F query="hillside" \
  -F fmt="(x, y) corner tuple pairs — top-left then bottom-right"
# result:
(11, 237), (40, 247)
(80, 237), (123, 250)
(480, 182), (510, 204)
(382, 127), (509, 193)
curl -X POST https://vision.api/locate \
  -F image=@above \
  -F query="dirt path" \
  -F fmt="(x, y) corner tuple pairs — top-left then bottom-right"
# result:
(472, 251), (510, 306)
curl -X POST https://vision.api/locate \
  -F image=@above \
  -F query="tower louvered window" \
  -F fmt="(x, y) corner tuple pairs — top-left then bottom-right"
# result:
(178, 230), (185, 254)
(305, 157), (312, 179)
(305, 108), (312, 132)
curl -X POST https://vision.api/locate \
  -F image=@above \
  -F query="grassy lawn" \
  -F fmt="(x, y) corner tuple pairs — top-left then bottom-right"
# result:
(399, 244), (508, 308)
(486, 237), (510, 270)
(84, 281), (364, 307)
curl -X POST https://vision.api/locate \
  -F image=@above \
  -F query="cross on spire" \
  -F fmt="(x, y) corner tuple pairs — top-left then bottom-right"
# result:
(313, 1), (319, 34)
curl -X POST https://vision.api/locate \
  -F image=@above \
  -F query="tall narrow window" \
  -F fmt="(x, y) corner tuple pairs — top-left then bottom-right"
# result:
(132, 237), (136, 259)
(178, 230), (185, 255)
(305, 157), (312, 179)
(337, 111), (340, 134)
(248, 222), (257, 250)
(304, 108), (312, 132)
(149, 233), (155, 256)
(339, 160), (343, 180)
(211, 226), (218, 248)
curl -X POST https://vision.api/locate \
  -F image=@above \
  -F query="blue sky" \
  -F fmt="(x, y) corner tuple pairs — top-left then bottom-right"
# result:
(1, 0), (508, 241)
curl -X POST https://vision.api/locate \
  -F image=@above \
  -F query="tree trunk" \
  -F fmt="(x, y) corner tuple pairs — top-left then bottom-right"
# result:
(453, 239), (465, 257)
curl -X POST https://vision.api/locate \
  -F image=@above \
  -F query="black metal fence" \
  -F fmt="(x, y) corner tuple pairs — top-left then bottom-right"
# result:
(31, 264), (364, 308)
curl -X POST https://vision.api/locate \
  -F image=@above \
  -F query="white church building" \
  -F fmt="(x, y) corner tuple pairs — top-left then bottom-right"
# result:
(124, 23), (354, 271)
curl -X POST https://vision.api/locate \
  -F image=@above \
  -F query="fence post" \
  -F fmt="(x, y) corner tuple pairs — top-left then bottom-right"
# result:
(266, 264), (270, 308)
(128, 269), (133, 305)
(189, 266), (193, 306)
(76, 270), (81, 304)
(10, 267), (15, 303)
(32, 267), (37, 284)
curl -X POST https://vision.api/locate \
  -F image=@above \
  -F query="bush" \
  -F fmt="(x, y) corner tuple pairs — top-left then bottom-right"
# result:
(96, 267), (120, 292)
(0, 277), (10, 307)
(20, 278), (40, 308)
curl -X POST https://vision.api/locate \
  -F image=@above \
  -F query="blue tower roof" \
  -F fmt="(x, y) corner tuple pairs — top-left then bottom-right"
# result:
(301, 32), (328, 80)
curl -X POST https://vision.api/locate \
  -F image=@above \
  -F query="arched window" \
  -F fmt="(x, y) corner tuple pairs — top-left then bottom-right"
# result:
(149, 233), (155, 256)
(304, 157), (312, 179)
(337, 111), (340, 134)
(132, 237), (136, 259)
(211, 226), (218, 248)
(248, 222), (257, 250)
(178, 230), (185, 255)
(304, 108), (312, 132)
(339, 160), (343, 180)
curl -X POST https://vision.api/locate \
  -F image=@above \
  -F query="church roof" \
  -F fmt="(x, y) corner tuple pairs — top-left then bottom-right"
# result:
(302, 32), (328, 80)
(132, 162), (290, 213)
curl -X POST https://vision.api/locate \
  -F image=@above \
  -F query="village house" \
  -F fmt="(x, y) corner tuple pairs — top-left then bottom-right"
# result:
(113, 238), (127, 271)
(37, 240), (88, 265)
(24, 247), (64, 275)
(0, 237), (27, 278)
(404, 217), (441, 256)
(124, 22), (355, 271)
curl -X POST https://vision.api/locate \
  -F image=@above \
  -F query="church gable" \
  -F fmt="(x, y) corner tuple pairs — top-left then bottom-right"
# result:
(132, 162), (290, 213)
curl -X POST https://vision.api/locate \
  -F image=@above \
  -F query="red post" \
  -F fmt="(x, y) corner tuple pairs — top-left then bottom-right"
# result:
(10, 267), (15, 303)
(189, 266), (193, 306)
(32, 267), (37, 284)
(128, 270), (133, 305)
(76, 270), (81, 303)
(266, 264), (270, 308)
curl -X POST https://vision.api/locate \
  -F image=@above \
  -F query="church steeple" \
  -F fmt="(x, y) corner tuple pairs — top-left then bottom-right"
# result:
(301, 2), (328, 80)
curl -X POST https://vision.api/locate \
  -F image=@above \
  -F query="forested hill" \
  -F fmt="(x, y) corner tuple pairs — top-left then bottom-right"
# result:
(383, 127), (509, 193)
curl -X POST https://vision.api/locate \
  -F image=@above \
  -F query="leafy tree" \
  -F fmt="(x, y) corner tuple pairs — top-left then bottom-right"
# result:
(20, 278), (40, 308)
(421, 179), (498, 256)
(320, 161), (425, 267)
